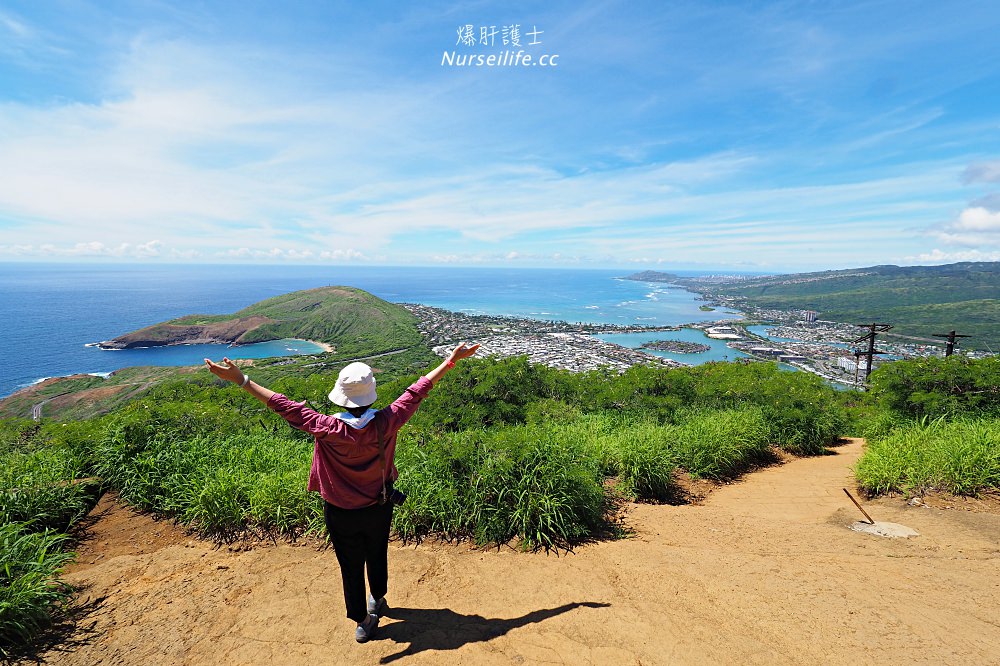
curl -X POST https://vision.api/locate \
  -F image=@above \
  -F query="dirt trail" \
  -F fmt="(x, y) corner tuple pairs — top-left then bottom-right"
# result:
(34, 439), (1000, 665)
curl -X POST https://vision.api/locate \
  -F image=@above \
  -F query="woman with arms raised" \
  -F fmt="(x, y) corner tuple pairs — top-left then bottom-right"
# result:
(204, 342), (479, 643)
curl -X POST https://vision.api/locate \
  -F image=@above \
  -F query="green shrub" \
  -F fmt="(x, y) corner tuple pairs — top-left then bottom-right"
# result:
(402, 356), (558, 430)
(856, 417), (1000, 496)
(689, 362), (847, 454)
(585, 364), (694, 422)
(860, 410), (908, 442)
(607, 430), (677, 501)
(525, 398), (582, 426)
(869, 356), (1000, 419)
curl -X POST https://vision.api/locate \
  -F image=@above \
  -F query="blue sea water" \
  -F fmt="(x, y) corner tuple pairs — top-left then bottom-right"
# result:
(596, 329), (752, 364)
(0, 263), (735, 398)
(746, 324), (853, 350)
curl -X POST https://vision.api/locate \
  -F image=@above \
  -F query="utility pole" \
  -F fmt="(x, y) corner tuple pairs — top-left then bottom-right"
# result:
(853, 323), (892, 387)
(932, 330), (971, 357)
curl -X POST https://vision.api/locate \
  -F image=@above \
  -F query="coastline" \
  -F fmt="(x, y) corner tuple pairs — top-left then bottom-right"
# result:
(2, 338), (332, 401)
(295, 338), (334, 353)
(5, 276), (912, 400)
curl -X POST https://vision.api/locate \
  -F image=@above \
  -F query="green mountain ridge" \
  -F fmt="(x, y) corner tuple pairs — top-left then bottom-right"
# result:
(659, 262), (1000, 350)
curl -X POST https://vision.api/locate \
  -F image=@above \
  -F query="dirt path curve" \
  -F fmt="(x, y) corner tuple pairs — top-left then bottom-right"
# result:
(37, 439), (1000, 665)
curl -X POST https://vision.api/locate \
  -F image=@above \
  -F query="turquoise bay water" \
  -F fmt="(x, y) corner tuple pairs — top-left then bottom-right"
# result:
(746, 324), (794, 343)
(90, 338), (326, 372)
(597, 328), (752, 364)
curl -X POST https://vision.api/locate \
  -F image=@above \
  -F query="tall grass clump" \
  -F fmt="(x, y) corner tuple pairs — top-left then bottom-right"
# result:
(0, 421), (104, 656)
(589, 406), (774, 495)
(0, 523), (75, 657)
(856, 417), (1000, 496)
(671, 406), (772, 479)
(0, 445), (98, 531)
(584, 414), (678, 502)
(393, 423), (606, 550)
(92, 427), (320, 539)
(1, 420), (99, 532)
(860, 410), (909, 442)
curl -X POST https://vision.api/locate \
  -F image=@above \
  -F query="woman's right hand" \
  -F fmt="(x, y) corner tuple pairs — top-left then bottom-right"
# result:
(204, 357), (245, 384)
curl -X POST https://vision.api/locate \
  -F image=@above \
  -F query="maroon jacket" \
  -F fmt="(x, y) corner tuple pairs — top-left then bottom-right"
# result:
(267, 376), (433, 509)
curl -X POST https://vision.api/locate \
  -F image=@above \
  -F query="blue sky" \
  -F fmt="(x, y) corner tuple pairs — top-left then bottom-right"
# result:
(1, 1), (999, 271)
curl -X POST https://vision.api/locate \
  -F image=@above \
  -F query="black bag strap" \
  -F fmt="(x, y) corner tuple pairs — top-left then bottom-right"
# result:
(374, 410), (388, 504)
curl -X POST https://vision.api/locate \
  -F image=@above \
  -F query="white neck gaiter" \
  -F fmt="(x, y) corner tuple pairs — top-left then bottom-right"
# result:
(331, 408), (377, 429)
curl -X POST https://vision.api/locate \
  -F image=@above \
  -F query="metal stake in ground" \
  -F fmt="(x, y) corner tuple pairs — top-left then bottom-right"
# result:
(843, 488), (875, 525)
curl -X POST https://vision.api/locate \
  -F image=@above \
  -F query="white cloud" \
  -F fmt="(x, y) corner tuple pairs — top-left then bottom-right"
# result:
(0, 23), (992, 270)
(135, 240), (163, 257)
(213, 246), (366, 262)
(430, 254), (463, 264)
(908, 248), (1000, 263)
(0, 240), (164, 259)
(318, 249), (366, 261)
(930, 205), (1000, 248)
(0, 13), (29, 38)
(953, 207), (1000, 232)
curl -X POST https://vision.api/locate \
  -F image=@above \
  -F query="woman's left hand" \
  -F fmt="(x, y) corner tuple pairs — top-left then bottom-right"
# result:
(448, 342), (480, 363)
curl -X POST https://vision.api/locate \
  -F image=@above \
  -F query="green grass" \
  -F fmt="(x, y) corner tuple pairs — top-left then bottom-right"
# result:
(1, 446), (99, 531)
(378, 423), (609, 550)
(671, 407), (772, 479)
(0, 523), (76, 657)
(78, 398), (789, 549)
(856, 417), (1000, 496)
(0, 420), (97, 655)
(92, 427), (322, 539)
(65, 359), (850, 549)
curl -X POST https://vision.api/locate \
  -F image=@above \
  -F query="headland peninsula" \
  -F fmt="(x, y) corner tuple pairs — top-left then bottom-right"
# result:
(97, 286), (419, 356)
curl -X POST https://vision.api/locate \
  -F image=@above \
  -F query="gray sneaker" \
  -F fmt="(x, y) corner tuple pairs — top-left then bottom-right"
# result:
(355, 613), (378, 643)
(367, 594), (387, 615)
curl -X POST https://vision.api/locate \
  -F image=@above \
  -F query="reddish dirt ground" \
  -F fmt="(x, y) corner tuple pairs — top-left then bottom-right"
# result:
(27, 439), (1000, 665)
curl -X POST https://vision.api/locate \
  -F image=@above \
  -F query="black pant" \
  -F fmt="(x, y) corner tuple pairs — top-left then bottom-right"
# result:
(323, 500), (394, 623)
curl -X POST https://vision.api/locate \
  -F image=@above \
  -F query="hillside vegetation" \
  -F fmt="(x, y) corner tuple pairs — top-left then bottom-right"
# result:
(101, 286), (423, 355)
(672, 262), (1000, 350)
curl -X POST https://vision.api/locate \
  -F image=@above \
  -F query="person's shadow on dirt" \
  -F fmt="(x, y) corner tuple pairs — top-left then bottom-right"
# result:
(377, 601), (610, 663)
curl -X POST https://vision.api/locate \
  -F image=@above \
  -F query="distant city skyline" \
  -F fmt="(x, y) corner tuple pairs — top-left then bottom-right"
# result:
(1, 1), (999, 271)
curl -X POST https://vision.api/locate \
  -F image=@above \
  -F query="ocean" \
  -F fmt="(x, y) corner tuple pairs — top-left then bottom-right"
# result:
(0, 263), (740, 398)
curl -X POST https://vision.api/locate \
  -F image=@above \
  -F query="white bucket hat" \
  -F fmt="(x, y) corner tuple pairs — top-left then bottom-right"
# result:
(328, 362), (377, 408)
